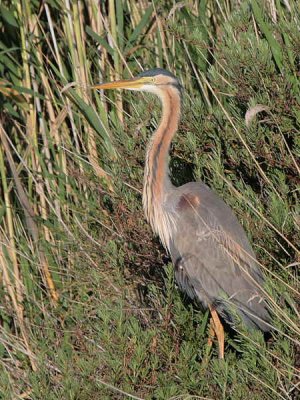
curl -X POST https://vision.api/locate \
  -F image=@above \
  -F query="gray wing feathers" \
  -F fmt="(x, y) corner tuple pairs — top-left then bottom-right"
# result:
(169, 182), (270, 331)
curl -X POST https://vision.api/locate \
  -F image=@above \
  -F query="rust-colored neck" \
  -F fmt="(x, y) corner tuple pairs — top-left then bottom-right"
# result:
(143, 86), (181, 232)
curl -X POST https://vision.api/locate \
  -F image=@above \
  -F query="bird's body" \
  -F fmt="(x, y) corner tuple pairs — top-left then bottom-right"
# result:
(169, 181), (269, 331)
(94, 68), (270, 357)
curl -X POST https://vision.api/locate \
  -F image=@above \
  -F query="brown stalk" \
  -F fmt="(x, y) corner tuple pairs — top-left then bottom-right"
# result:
(0, 244), (37, 371)
(0, 124), (59, 304)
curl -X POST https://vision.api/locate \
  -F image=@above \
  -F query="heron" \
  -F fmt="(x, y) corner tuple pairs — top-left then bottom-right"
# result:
(93, 68), (270, 358)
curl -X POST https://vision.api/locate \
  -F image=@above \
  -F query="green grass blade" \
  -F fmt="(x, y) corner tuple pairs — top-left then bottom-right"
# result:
(251, 0), (283, 71)
(124, 5), (153, 53)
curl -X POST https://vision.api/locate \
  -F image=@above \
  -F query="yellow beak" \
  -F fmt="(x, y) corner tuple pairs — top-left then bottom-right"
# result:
(92, 76), (152, 90)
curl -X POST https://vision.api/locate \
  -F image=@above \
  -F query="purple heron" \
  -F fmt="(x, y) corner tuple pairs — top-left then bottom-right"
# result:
(94, 69), (270, 358)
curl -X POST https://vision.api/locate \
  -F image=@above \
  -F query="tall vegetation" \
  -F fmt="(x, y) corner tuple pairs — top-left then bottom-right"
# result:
(0, 1), (299, 398)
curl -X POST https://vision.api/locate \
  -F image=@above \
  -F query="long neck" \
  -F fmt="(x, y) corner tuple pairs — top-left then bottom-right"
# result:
(143, 86), (181, 245)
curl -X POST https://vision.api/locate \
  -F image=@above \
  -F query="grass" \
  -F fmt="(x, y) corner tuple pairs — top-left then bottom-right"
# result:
(0, 0), (299, 399)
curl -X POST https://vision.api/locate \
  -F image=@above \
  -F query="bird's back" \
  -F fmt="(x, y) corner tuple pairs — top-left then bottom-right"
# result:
(167, 181), (270, 332)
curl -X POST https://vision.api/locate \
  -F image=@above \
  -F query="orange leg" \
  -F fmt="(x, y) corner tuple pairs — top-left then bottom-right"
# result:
(202, 317), (215, 366)
(207, 317), (216, 350)
(210, 308), (224, 359)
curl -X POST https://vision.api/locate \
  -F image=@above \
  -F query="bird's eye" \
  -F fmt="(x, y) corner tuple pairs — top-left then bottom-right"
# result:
(151, 77), (155, 83)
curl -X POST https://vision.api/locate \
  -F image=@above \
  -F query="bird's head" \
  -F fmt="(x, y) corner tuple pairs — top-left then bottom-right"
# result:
(93, 68), (182, 98)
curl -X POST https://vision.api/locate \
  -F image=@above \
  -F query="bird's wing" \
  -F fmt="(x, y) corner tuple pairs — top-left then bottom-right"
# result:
(168, 182), (269, 330)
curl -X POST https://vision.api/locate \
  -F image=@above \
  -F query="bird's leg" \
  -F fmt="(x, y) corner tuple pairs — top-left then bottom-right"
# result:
(201, 317), (215, 367)
(207, 317), (216, 350)
(209, 308), (224, 359)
